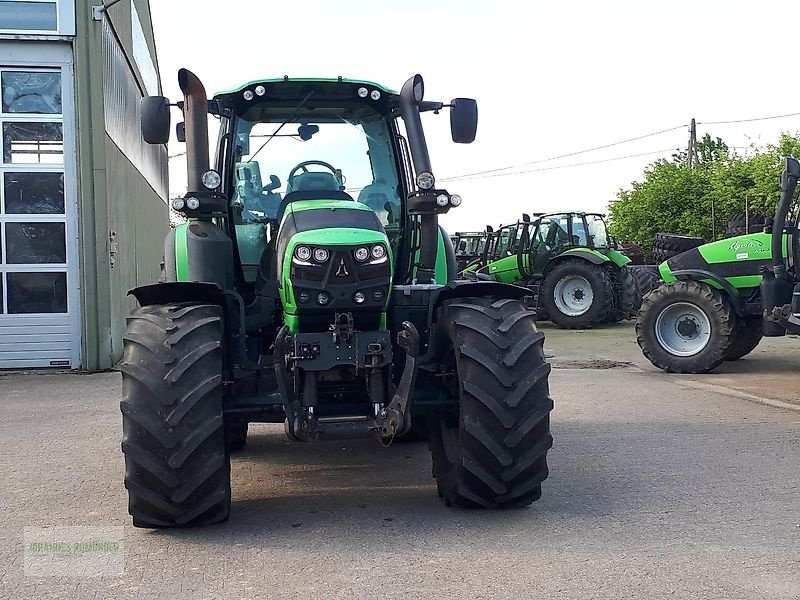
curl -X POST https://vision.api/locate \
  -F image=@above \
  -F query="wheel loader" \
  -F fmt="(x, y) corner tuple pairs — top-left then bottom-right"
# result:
(120, 69), (554, 527)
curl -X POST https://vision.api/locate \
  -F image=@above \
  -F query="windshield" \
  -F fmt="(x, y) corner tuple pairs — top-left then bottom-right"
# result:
(229, 109), (403, 282)
(586, 214), (609, 247)
(231, 112), (401, 227)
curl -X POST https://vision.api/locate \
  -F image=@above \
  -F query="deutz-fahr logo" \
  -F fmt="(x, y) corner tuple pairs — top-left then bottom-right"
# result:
(729, 239), (766, 253)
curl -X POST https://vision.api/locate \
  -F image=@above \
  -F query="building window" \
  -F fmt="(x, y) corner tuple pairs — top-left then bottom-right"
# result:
(0, 1), (58, 32)
(0, 66), (66, 315)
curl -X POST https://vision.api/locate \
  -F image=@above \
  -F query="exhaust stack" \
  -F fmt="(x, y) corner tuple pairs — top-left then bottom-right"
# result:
(178, 68), (210, 193)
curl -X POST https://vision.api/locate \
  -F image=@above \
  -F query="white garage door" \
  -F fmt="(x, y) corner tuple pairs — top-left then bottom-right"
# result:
(0, 52), (80, 369)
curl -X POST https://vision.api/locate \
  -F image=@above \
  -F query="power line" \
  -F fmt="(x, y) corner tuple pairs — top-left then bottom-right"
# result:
(445, 148), (682, 182)
(440, 124), (687, 182)
(698, 111), (800, 126)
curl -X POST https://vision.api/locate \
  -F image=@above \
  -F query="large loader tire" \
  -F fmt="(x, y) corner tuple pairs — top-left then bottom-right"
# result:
(635, 281), (736, 373)
(725, 315), (763, 361)
(607, 266), (642, 322)
(120, 303), (231, 528)
(541, 260), (613, 328)
(430, 297), (553, 509)
(726, 213), (773, 237)
(652, 233), (705, 263)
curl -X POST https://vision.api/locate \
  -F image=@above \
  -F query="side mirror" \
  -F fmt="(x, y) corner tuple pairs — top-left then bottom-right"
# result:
(450, 97), (478, 144)
(140, 96), (171, 144)
(176, 122), (186, 143)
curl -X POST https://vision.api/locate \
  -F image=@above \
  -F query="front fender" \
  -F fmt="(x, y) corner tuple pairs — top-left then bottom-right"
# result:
(129, 282), (227, 308)
(557, 248), (611, 265)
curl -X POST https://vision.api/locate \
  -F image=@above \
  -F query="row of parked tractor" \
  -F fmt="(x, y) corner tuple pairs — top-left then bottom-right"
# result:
(450, 171), (800, 374)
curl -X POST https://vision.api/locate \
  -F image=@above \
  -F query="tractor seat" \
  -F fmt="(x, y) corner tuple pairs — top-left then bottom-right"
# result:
(290, 171), (341, 192)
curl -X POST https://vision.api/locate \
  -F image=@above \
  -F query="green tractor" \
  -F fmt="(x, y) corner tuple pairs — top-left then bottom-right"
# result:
(451, 229), (489, 272)
(636, 157), (800, 373)
(120, 69), (554, 527)
(469, 212), (641, 328)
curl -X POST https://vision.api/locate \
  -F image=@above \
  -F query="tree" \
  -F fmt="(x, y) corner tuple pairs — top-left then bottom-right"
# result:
(608, 132), (800, 257)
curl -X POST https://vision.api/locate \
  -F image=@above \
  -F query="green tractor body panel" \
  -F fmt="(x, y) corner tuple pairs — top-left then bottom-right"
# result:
(486, 253), (523, 284)
(605, 248), (631, 267)
(276, 200), (392, 333)
(411, 227), (453, 284)
(659, 232), (788, 290)
(174, 222), (190, 282)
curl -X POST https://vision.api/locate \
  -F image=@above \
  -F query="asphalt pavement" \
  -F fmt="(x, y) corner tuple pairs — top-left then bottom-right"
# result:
(0, 325), (798, 599)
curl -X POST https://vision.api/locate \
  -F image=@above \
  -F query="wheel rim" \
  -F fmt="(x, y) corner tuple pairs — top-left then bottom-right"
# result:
(654, 302), (711, 356)
(553, 275), (594, 316)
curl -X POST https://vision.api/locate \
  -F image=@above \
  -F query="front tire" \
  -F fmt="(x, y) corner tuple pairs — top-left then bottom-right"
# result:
(635, 281), (736, 373)
(430, 297), (553, 508)
(120, 303), (231, 528)
(541, 260), (613, 328)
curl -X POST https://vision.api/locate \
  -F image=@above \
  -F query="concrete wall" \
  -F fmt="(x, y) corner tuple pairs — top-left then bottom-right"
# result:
(74, 0), (168, 370)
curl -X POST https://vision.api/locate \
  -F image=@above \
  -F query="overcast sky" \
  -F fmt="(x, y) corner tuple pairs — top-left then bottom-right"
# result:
(150, 0), (799, 233)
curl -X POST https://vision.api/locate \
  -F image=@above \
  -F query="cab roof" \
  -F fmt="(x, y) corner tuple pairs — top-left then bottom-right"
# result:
(214, 77), (397, 98)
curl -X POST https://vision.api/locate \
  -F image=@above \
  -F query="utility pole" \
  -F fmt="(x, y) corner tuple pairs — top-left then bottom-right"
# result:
(687, 118), (698, 168)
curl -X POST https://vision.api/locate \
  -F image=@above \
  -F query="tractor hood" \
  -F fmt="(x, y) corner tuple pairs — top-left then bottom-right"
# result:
(276, 200), (392, 332)
(660, 232), (789, 289)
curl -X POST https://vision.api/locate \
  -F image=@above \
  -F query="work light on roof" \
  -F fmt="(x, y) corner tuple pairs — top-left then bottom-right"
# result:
(243, 90), (254, 101)
(370, 89), (381, 101)
(357, 87), (369, 98)
(255, 85), (266, 96)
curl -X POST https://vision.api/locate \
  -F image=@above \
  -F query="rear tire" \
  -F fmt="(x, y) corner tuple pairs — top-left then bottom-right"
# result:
(607, 266), (641, 322)
(430, 297), (553, 508)
(541, 260), (613, 329)
(120, 303), (231, 528)
(635, 281), (736, 373)
(725, 316), (763, 361)
(652, 233), (705, 263)
(629, 265), (661, 298)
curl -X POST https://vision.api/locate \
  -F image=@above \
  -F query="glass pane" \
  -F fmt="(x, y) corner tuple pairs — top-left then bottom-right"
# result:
(0, 274), (3, 313)
(0, 1), (57, 31)
(2, 71), (61, 114)
(5, 222), (66, 264)
(3, 122), (63, 164)
(7, 271), (67, 313)
(571, 216), (588, 246)
(4, 172), (64, 214)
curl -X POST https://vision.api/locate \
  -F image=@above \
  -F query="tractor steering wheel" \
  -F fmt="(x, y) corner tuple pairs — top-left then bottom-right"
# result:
(288, 160), (340, 185)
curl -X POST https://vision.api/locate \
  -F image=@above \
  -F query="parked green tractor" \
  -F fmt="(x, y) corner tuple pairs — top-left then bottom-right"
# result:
(120, 69), (554, 527)
(451, 229), (489, 271)
(469, 212), (641, 328)
(636, 157), (800, 373)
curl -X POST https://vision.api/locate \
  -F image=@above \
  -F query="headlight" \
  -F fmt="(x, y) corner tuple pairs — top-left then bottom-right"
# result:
(436, 194), (449, 207)
(255, 85), (266, 96)
(317, 292), (331, 306)
(357, 87), (369, 98)
(171, 197), (185, 211)
(243, 90), (254, 101)
(370, 90), (381, 101)
(353, 291), (366, 304)
(416, 172), (435, 190)
(354, 247), (370, 262)
(201, 170), (221, 189)
(295, 246), (312, 261)
(450, 194), (462, 207)
(185, 197), (200, 210)
(371, 244), (386, 259)
(313, 248), (329, 262)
